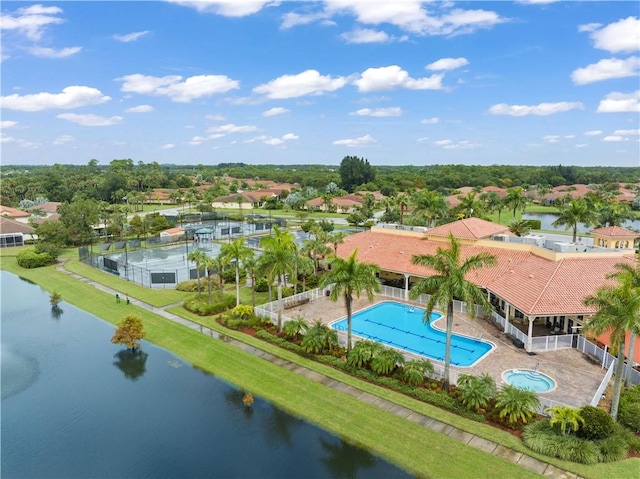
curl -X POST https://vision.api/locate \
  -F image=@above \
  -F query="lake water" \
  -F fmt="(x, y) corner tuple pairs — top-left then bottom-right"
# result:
(522, 213), (640, 233)
(1, 271), (413, 478)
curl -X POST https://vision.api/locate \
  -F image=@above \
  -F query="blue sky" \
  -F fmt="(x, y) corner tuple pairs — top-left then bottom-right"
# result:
(1, 1), (639, 167)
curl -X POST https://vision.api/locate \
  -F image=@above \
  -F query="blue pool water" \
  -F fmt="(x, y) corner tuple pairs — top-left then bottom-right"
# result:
(503, 369), (556, 393)
(331, 301), (493, 366)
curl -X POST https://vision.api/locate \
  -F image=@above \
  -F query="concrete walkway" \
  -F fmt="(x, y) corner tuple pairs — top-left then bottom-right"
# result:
(58, 261), (582, 479)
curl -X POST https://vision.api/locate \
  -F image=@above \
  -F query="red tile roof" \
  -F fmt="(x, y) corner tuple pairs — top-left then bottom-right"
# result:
(160, 227), (184, 235)
(26, 202), (61, 214)
(590, 226), (639, 238)
(0, 217), (35, 234)
(0, 205), (30, 218)
(426, 218), (511, 240)
(335, 226), (636, 317)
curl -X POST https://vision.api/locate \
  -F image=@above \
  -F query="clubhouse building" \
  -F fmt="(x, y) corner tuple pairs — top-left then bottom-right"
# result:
(333, 218), (639, 361)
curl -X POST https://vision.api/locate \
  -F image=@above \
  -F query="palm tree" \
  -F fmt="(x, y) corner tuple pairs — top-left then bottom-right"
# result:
(208, 253), (229, 300)
(495, 384), (540, 428)
(509, 219), (531, 237)
(402, 359), (434, 386)
(319, 250), (380, 353)
(243, 256), (259, 308)
(347, 340), (383, 369)
(370, 348), (405, 376)
(457, 374), (496, 412)
(584, 278), (640, 419)
(409, 232), (496, 391)
(503, 187), (528, 220)
(187, 249), (208, 296)
(220, 237), (254, 306)
(455, 192), (484, 220)
(598, 202), (635, 228)
(301, 320), (338, 354)
(552, 198), (597, 242)
(396, 194), (410, 225)
(546, 406), (584, 435)
(282, 317), (309, 341)
(326, 231), (346, 256)
(259, 226), (297, 332)
(410, 190), (448, 227)
(607, 260), (640, 386)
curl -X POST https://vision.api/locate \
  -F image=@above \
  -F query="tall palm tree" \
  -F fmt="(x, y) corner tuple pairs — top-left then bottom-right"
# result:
(319, 250), (380, 353)
(455, 192), (484, 220)
(243, 256), (259, 308)
(326, 231), (346, 257)
(598, 201), (635, 228)
(187, 249), (208, 296)
(583, 278), (640, 419)
(503, 187), (528, 220)
(220, 237), (254, 306)
(259, 226), (297, 332)
(606, 260), (640, 386)
(409, 233), (496, 391)
(410, 190), (448, 227)
(552, 198), (597, 242)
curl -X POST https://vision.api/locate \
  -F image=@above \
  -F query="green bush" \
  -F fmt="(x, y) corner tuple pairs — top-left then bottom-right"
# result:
(577, 405), (614, 440)
(281, 286), (294, 298)
(595, 434), (628, 463)
(222, 267), (245, 283)
(523, 420), (599, 464)
(176, 280), (199, 292)
(619, 385), (640, 433)
(254, 277), (269, 292)
(614, 423), (640, 452)
(34, 241), (61, 260)
(525, 219), (541, 230)
(183, 294), (235, 316)
(305, 274), (320, 289)
(16, 250), (55, 269)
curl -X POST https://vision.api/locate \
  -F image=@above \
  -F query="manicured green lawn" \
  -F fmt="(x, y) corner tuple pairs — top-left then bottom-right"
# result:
(2, 251), (638, 479)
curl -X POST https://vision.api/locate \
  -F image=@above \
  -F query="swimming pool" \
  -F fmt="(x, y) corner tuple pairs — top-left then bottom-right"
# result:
(330, 301), (494, 367)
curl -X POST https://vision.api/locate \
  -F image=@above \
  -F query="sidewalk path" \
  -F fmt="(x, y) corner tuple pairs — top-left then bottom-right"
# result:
(58, 260), (581, 479)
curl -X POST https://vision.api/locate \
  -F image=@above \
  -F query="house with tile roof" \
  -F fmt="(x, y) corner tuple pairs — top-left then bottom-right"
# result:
(0, 217), (36, 247)
(334, 217), (638, 354)
(0, 205), (30, 219)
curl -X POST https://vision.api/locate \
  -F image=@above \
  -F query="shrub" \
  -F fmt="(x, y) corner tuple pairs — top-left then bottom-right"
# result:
(176, 280), (199, 292)
(230, 305), (254, 319)
(16, 250), (55, 268)
(222, 268), (245, 283)
(34, 241), (61, 260)
(523, 420), (599, 464)
(618, 402), (640, 433)
(254, 277), (269, 292)
(281, 286), (294, 298)
(577, 406), (614, 440)
(457, 374), (496, 413)
(183, 294), (235, 316)
(494, 385), (540, 429)
(595, 434), (628, 463)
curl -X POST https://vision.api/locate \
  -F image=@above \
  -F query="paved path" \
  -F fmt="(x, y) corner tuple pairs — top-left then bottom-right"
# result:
(58, 260), (582, 479)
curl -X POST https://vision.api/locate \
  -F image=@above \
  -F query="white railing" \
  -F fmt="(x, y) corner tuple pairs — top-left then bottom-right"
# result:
(591, 360), (616, 407)
(536, 396), (571, 415)
(504, 322), (527, 344)
(530, 334), (574, 352)
(380, 284), (406, 300)
(576, 335), (614, 368)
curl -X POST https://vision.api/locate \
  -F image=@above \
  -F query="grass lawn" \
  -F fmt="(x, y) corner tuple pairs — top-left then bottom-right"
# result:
(2, 250), (638, 478)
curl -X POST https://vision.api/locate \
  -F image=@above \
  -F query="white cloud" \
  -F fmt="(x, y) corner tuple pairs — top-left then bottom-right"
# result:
(0, 4), (64, 41)
(113, 31), (150, 42)
(161, 143), (175, 149)
(571, 57), (640, 85)
(56, 113), (123, 126)
(426, 57), (469, 71)
(421, 117), (440, 124)
(543, 135), (561, 143)
(333, 134), (376, 147)
(433, 139), (480, 149)
(323, 1), (504, 36)
(205, 114), (225, 121)
(262, 107), (289, 117)
(353, 65), (443, 92)
(596, 90), (640, 113)
(417, 136), (429, 142)
(603, 135), (625, 142)
(117, 73), (239, 102)
(488, 101), (584, 116)
(584, 130), (603, 136)
(188, 136), (206, 145)
(351, 107), (403, 117)
(168, 1), (271, 17)
(125, 104), (154, 113)
(612, 128), (640, 136)
(281, 11), (329, 29)
(247, 133), (299, 146)
(585, 16), (640, 54)
(340, 28), (391, 44)
(52, 134), (74, 145)
(27, 46), (82, 58)
(0, 86), (111, 111)
(0, 120), (18, 129)
(253, 70), (347, 99)
(208, 123), (258, 134)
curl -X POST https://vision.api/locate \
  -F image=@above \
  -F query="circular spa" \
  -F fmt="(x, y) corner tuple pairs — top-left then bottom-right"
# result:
(502, 369), (557, 393)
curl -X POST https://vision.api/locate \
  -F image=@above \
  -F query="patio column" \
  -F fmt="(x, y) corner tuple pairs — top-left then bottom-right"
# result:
(527, 316), (534, 352)
(503, 303), (511, 333)
(404, 274), (410, 300)
(562, 316), (569, 333)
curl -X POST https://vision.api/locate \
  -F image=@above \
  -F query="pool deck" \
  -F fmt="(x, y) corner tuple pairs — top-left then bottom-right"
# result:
(295, 295), (606, 409)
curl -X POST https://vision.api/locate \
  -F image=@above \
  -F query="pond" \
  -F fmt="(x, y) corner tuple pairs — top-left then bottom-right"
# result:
(0, 271), (413, 478)
(522, 213), (640, 233)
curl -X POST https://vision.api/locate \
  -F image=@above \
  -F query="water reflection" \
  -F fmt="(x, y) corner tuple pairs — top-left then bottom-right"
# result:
(320, 436), (377, 479)
(51, 305), (63, 319)
(112, 349), (149, 381)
